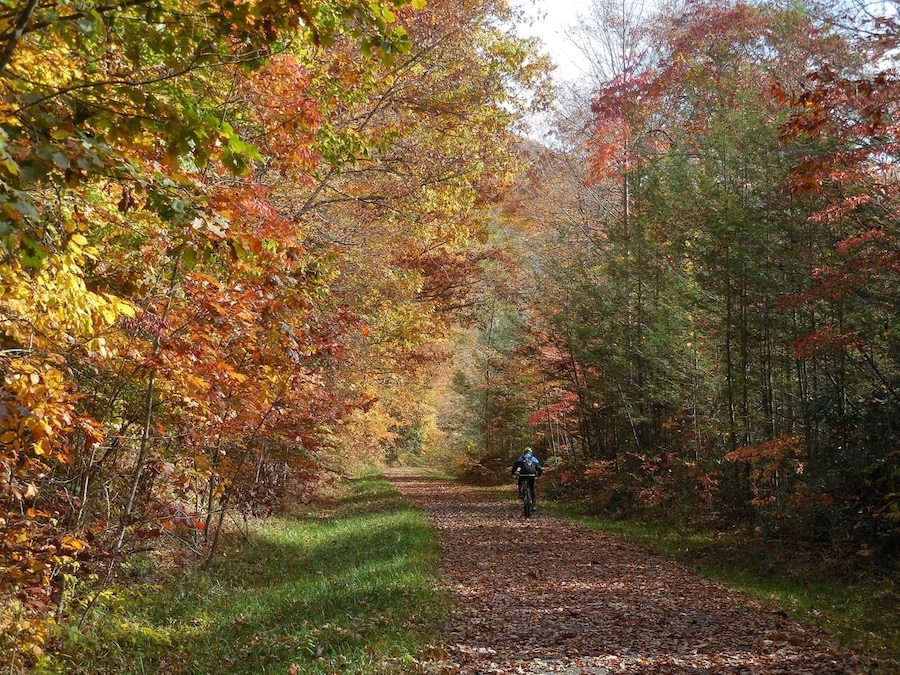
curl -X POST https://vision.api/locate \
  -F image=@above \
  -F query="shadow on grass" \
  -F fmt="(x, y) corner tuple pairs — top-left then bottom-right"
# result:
(71, 476), (444, 675)
(322, 490), (409, 517)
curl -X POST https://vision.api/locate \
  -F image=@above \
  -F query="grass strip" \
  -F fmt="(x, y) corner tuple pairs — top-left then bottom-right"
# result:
(47, 473), (447, 674)
(541, 498), (899, 666)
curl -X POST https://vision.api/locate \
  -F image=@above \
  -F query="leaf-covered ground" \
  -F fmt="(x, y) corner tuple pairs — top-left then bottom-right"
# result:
(386, 471), (876, 674)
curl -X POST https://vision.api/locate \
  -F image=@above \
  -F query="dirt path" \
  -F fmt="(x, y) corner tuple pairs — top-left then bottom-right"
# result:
(385, 470), (871, 674)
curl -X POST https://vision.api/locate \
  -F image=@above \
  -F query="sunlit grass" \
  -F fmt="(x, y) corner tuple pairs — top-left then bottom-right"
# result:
(48, 474), (447, 674)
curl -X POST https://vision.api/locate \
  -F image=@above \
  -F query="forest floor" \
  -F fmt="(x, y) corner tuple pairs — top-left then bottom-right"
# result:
(385, 469), (882, 675)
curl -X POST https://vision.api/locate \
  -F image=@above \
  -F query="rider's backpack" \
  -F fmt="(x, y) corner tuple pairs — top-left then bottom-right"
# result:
(520, 456), (537, 475)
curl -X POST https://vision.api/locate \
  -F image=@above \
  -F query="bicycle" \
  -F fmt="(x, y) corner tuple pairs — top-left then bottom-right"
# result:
(522, 482), (534, 517)
(516, 473), (537, 518)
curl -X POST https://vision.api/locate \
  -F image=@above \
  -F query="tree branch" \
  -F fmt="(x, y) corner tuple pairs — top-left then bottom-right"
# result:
(0, 0), (39, 76)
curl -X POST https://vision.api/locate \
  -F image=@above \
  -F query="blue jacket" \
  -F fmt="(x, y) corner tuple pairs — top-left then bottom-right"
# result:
(512, 454), (542, 476)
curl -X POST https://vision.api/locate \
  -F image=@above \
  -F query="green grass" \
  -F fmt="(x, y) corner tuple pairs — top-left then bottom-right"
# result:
(45, 474), (447, 674)
(542, 499), (899, 666)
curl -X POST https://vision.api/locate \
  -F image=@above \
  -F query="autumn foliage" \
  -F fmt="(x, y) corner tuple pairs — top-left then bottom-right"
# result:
(450, 0), (897, 568)
(0, 0), (548, 666)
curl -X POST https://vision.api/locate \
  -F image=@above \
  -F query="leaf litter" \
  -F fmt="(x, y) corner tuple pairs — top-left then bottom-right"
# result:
(386, 471), (883, 674)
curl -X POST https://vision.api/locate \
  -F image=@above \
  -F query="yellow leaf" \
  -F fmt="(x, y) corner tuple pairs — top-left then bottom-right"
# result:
(32, 438), (49, 456)
(70, 234), (88, 246)
(116, 301), (136, 318)
(61, 535), (87, 551)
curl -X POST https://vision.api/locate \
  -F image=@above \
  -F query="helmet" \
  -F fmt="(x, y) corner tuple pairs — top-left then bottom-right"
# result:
(523, 447), (533, 457)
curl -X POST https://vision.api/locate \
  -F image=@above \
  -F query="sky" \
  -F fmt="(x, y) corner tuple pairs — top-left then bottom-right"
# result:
(510, 0), (597, 141)
(512, 0), (595, 85)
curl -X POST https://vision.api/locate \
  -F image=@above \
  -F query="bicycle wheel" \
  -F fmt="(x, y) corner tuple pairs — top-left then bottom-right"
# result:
(523, 486), (533, 518)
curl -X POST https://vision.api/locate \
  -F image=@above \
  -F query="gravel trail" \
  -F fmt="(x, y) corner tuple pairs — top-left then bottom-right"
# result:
(385, 470), (874, 674)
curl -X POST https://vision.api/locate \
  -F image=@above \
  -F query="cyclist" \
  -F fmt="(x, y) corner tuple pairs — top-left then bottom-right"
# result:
(511, 447), (542, 506)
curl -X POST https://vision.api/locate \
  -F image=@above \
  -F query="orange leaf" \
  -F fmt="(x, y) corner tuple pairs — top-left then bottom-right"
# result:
(60, 535), (87, 551)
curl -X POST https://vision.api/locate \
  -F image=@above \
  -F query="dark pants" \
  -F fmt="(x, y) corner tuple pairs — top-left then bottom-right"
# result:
(518, 475), (536, 502)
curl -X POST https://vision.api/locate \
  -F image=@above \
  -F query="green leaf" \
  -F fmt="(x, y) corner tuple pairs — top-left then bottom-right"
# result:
(228, 238), (247, 261)
(18, 163), (42, 184)
(181, 246), (198, 270)
(76, 17), (96, 33)
(20, 235), (48, 268)
(12, 197), (39, 220)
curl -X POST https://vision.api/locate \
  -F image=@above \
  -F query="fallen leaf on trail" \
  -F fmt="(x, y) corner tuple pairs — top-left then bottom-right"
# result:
(386, 469), (877, 675)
